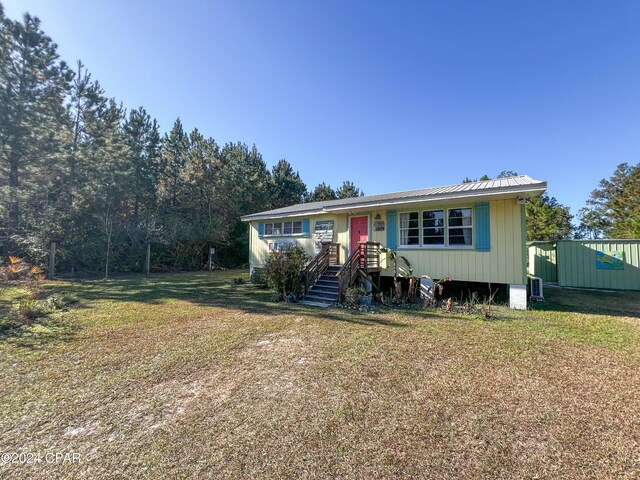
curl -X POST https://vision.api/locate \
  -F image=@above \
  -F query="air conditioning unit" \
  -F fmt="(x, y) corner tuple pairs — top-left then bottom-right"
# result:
(530, 277), (544, 302)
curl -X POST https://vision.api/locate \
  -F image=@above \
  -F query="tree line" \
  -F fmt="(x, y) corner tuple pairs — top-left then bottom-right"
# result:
(2, 5), (637, 277)
(0, 6), (364, 275)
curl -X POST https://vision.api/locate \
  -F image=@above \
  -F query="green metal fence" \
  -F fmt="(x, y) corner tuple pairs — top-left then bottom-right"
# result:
(527, 241), (557, 283)
(528, 239), (640, 290)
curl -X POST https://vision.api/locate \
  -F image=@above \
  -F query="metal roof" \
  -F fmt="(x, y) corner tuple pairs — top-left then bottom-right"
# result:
(241, 175), (547, 221)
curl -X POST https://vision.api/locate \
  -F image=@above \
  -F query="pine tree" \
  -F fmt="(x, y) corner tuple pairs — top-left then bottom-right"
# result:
(496, 170), (519, 178)
(123, 107), (161, 223)
(526, 194), (573, 241)
(79, 99), (130, 277)
(336, 180), (364, 199)
(585, 163), (640, 238)
(160, 118), (189, 210)
(307, 182), (337, 202)
(270, 159), (307, 208)
(575, 207), (610, 239)
(0, 9), (71, 256)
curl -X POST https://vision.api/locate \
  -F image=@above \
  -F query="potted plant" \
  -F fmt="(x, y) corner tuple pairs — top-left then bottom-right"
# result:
(359, 294), (372, 306)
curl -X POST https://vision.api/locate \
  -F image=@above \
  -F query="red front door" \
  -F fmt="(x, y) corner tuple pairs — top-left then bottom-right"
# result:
(350, 216), (369, 253)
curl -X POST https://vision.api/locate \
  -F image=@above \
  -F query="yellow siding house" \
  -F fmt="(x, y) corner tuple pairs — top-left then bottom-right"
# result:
(241, 176), (546, 309)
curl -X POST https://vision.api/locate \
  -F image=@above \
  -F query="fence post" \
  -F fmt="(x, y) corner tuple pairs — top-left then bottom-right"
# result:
(49, 242), (56, 279)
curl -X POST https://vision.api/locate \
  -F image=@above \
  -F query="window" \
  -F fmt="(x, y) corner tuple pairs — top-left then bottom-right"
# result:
(448, 208), (473, 246)
(422, 210), (444, 245)
(399, 212), (420, 246)
(264, 220), (303, 236)
(398, 207), (473, 248)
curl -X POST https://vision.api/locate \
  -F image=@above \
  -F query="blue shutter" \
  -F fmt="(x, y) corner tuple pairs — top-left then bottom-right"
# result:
(302, 218), (310, 237)
(475, 203), (490, 251)
(257, 222), (264, 238)
(386, 210), (397, 250)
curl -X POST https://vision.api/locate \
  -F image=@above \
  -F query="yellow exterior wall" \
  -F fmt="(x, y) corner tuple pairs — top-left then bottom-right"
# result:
(249, 214), (349, 268)
(385, 199), (525, 285)
(248, 198), (526, 285)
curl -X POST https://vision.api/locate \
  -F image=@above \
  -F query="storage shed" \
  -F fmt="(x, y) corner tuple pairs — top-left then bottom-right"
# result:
(556, 240), (640, 290)
(528, 239), (640, 290)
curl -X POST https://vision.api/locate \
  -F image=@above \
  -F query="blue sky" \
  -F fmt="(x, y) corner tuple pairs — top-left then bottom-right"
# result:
(5, 1), (640, 219)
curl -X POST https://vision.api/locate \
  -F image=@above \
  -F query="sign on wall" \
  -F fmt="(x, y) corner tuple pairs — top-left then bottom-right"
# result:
(314, 220), (334, 254)
(374, 212), (385, 231)
(268, 240), (297, 252)
(596, 250), (624, 270)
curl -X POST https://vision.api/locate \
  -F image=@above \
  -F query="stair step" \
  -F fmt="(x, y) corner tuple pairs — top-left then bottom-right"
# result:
(304, 294), (338, 304)
(319, 275), (339, 282)
(307, 288), (339, 297)
(300, 300), (332, 308)
(312, 285), (339, 294)
(307, 291), (339, 301)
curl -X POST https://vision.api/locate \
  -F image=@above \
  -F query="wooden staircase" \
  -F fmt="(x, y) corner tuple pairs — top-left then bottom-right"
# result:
(302, 242), (381, 308)
(302, 265), (341, 307)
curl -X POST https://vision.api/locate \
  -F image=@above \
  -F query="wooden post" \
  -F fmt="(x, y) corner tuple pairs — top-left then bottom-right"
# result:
(49, 242), (56, 279)
(144, 243), (151, 275)
(208, 245), (212, 271)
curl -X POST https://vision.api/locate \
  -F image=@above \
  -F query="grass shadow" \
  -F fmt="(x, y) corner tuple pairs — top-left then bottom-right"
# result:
(531, 285), (640, 319)
(46, 272), (413, 328)
(0, 314), (82, 350)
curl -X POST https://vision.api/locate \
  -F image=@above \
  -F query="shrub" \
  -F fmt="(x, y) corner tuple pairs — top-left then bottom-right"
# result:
(250, 268), (269, 288)
(263, 247), (308, 301)
(344, 286), (366, 306)
(17, 297), (41, 321)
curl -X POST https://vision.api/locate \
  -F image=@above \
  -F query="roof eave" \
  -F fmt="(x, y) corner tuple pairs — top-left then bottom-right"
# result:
(241, 210), (321, 222)
(240, 182), (547, 222)
(323, 183), (547, 214)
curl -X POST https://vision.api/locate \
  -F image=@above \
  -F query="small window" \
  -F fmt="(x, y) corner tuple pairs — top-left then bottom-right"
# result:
(422, 210), (444, 245)
(264, 220), (303, 236)
(448, 208), (473, 245)
(399, 212), (420, 246)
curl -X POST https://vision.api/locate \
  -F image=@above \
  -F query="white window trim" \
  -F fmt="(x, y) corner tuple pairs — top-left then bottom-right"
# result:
(421, 208), (446, 248)
(263, 220), (304, 237)
(397, 206), (474, 249)
(398, 211), (420, 248)
(446, 207), (473, 248)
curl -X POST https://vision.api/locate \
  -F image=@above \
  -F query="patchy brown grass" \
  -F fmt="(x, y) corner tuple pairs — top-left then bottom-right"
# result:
(1, 272), (639, 479)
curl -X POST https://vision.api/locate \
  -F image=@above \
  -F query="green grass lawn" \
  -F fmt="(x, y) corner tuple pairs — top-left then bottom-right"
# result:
(1, 271), (639, 479)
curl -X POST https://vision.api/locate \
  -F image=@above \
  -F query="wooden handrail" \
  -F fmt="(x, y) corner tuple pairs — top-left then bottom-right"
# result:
(336, 242), (380, 300)
(304, 243), (340, 294)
